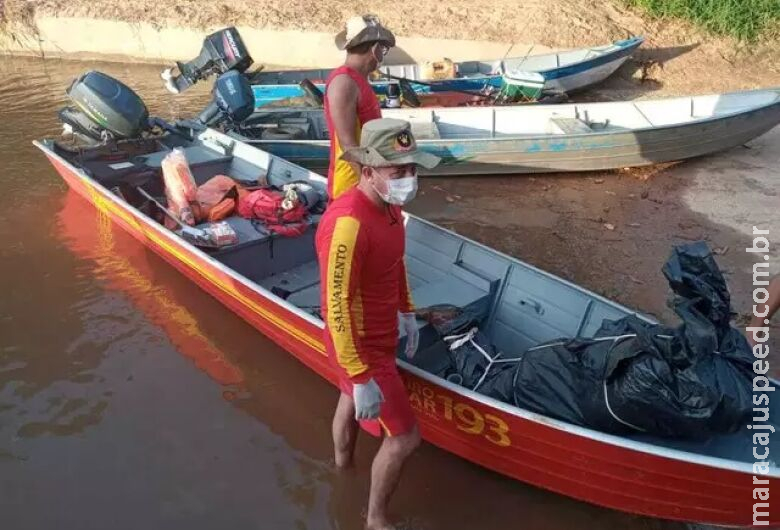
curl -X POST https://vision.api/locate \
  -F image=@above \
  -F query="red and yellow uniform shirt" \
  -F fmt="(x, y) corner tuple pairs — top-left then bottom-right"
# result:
(315, 187), (414, 382)
(324, 65), (382, 200)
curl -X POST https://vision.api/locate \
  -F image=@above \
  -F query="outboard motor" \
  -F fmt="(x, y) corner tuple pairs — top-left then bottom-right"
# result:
(196, 70), (255, 127)
(59, 71), (150, 143)
(162, 27), (253, 94)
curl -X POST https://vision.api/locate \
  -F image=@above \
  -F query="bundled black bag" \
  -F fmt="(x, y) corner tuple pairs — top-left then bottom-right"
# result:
(415, 299), (519, 392)
(511, 242), (755, 439)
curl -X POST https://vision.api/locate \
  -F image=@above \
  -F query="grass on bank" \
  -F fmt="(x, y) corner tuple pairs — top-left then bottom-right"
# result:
(623, 0), (780, 41)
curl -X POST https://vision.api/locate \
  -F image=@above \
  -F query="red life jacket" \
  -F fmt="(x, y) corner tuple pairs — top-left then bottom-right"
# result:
(237, 188), (309, 237)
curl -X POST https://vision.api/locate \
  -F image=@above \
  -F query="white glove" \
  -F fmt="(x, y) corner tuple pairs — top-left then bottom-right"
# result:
(353, 378), (384, 420)
(400, 312), (419, 359)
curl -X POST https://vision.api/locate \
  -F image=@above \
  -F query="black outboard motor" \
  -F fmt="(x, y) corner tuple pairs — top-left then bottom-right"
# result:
(59, 71), (150, 143)
(196, 70), (255, 127)
(162, 27), (253, 94)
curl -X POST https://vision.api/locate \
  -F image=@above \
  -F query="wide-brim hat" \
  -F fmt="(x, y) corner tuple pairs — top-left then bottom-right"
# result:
(341, 118), (440, 170)
(335, 14), (396, 51)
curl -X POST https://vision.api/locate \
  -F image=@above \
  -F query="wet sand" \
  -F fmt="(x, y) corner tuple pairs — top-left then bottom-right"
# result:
(0, 55), (776, 530)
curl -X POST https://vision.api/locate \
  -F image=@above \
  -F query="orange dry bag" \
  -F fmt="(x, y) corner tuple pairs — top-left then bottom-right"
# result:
(161, 148), (198, 226)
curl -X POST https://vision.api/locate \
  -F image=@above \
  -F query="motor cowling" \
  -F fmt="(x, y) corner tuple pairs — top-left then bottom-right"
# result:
(197, 70), (255, 126)
(60, 71), (149, 141)
(162, 27), (253, 94)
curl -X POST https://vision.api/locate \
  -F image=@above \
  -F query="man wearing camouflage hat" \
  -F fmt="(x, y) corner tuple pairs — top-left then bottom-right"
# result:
(325, 15), (396, 201)
(316, 118), (439, 530)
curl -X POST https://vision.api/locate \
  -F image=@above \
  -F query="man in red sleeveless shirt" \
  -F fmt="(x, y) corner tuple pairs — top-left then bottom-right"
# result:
(325, 15), (395, 200)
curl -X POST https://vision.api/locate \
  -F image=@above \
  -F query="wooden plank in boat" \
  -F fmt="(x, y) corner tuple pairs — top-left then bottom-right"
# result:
(549, 116), (594, 135)
(409, 120), (441, 140)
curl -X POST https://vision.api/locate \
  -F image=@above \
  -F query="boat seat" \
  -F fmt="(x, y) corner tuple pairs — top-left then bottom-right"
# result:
(286, 283), (321, 310)
(80, 145), (235, 187)
(399, 277), (493, 353)
(549, 116), (594, 135)
(139, 145), (233, 169)
(206, 215), (321, 253)
(211, 216), (319, 283)
(412, 278), (490, 314)
(258, 260), (319, 294)
(409, 121), (441, 140)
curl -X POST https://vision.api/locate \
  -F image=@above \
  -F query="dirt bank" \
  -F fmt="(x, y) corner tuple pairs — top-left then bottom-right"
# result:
(2, 0), (779, 98)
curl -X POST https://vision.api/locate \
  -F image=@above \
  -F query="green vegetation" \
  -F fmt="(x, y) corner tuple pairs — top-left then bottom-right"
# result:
(623, 0), (780, 41)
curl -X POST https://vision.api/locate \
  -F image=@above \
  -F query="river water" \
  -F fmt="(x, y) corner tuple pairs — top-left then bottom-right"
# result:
(0, 55), (699, 530)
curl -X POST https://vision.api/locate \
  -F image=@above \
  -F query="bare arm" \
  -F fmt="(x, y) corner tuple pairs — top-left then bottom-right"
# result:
(326, 74), (360, 151)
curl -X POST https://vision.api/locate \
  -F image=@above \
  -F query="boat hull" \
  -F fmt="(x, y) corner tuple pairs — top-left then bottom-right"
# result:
(251, 76), (503, 108)
(236, 99), (780, 176)
(250, 38), (643, 108)
(37, 143), (779, 527)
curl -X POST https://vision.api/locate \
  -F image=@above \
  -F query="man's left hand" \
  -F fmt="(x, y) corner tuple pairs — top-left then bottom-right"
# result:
(400, 312), (419, 359)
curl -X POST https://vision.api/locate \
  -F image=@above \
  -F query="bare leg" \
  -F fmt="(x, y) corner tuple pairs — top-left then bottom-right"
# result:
(366, 426), (421, 530)
(332, 392), (359, 468)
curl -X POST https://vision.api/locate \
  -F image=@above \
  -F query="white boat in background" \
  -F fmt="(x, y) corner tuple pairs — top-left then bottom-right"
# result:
(227, 88), (780, 175)
(250, 36), (645, 106)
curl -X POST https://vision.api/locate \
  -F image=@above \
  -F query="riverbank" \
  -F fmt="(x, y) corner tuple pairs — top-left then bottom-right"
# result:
(1, 0), (779, 100)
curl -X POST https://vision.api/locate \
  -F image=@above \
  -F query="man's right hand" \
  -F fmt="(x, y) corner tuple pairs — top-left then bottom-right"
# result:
(353, 378), (384, 420)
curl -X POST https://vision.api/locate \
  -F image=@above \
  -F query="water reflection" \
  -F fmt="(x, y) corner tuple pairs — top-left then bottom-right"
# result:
(0, 55), (687, 530)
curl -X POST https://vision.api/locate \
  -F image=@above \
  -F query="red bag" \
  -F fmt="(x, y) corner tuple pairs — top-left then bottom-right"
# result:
(195, 175), (242, 223)
(237, 188), (309, 237)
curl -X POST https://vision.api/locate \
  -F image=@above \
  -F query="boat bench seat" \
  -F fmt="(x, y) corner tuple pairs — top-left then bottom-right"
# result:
(254, 257), (493, 352)
(549, 116), (594, 135)
(409, 121), (441, 140)
(81, 145), (234, 186)
(206, 215), (321, 253)
(410, 278), (489, 314)
(206, 215), (320, 283)
(258, 260), (321, 307)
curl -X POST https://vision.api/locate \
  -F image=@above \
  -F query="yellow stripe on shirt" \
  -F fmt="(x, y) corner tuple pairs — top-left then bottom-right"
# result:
(326, 216), (368, 377)
(331, 119), (362, 199)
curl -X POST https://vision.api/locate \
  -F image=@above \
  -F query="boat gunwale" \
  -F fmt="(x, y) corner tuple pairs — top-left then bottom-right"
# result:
(504, 35), (644, 78)
(34, 133), (780, 480)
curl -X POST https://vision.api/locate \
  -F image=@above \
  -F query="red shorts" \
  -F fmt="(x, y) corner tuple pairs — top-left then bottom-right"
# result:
(337, 366), (417, 438)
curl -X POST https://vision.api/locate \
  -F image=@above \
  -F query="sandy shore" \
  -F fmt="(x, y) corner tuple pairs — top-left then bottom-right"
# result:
(1, 0), (779, 99)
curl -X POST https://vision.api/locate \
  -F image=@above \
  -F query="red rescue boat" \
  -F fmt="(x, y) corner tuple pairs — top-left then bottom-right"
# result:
(36, 124), (779, 527)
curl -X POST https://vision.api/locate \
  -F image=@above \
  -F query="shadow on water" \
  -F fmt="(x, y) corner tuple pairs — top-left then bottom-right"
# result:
(28, 189), (689, 530)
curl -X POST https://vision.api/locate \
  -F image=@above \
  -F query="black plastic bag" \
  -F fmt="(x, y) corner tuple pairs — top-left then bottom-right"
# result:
(415, 297), (491, 337)
(443, 327), (502, 389)
(512, 334), (641, 433)
(510, 242), (754, 439)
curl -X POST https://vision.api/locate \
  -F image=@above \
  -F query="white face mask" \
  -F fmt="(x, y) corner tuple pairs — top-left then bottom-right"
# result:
(375, 175), (418, 205)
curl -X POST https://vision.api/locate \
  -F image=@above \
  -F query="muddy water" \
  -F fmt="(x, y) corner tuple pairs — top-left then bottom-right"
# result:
(0, 54), (762, 530)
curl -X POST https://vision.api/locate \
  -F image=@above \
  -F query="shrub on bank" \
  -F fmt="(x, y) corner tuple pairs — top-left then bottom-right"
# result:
(624, 0), (780, 41)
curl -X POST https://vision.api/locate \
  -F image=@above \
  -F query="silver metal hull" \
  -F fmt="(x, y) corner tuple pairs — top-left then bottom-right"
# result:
(234, 101), (780, 176)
